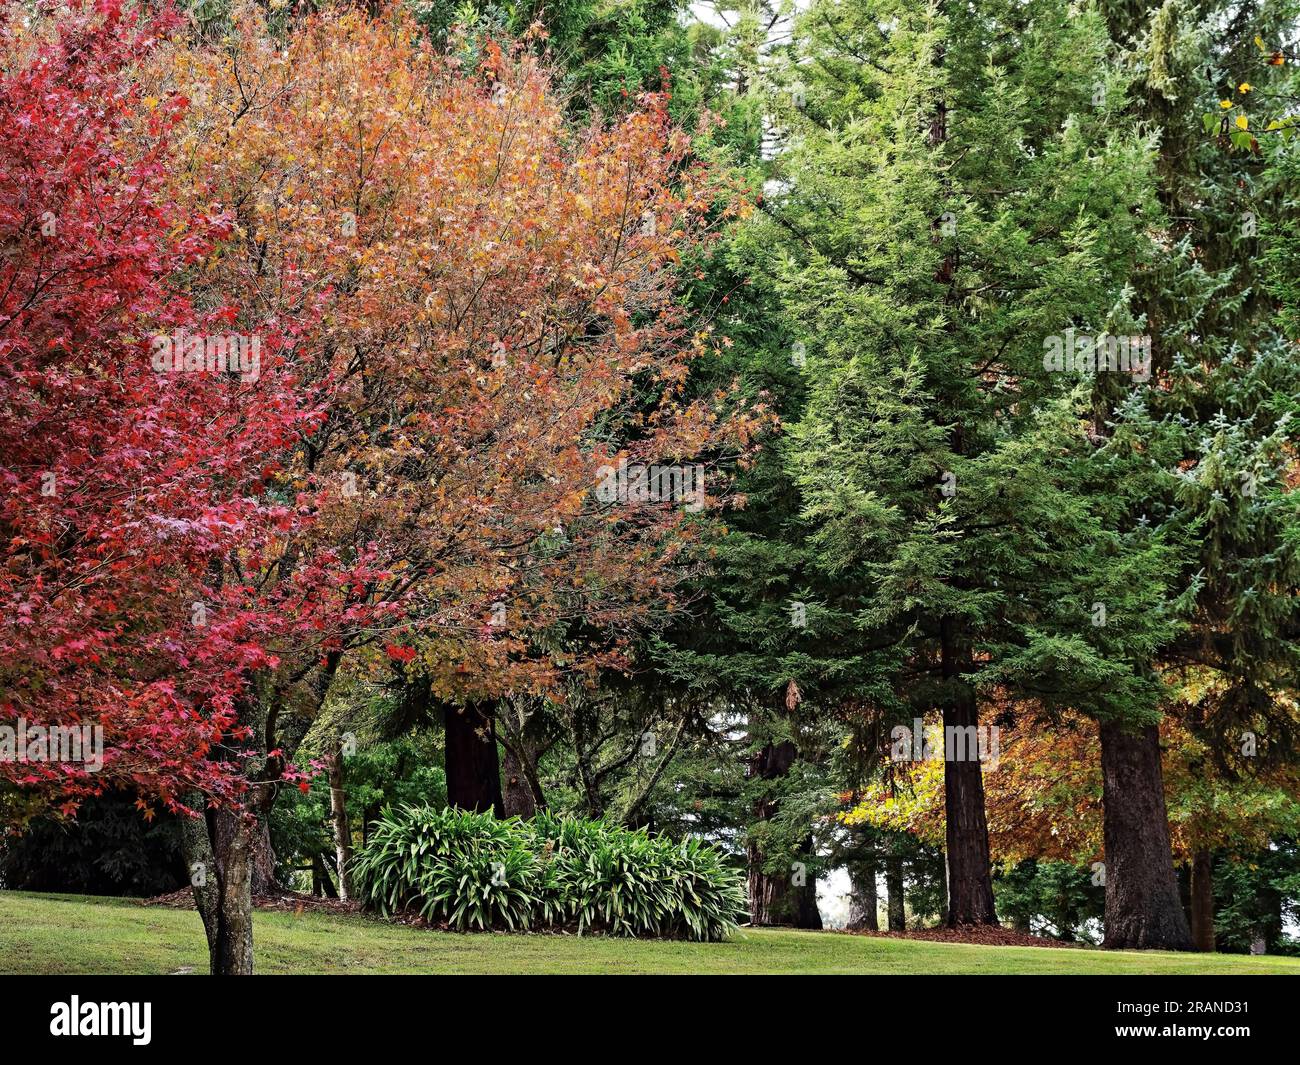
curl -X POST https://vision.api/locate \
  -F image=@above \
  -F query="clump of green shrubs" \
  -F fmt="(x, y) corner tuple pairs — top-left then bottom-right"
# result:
(352, 806), (747, 941)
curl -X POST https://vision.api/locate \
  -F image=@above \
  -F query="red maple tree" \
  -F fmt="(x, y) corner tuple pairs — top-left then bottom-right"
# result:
(0, 0), (317, 818)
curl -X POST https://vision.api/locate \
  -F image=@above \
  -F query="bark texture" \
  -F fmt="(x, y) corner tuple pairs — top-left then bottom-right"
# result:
(1099, 720), (1193, 950)
(501, 742), (538, 818)
(940, 631), (997, 925)
(445, 701), (504, 815)
(846, 860), (879, 931)
(181, 786), (272, 975)
(249, 819), (280, 896)
(885, 854), (906, 931)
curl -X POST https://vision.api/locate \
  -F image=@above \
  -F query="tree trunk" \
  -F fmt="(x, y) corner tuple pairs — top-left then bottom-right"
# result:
(940, 629), (998, 926)
(249, 816), (279, 896)
(179, 652), (339, 973)
(497, 701), (550, 817)
(445, 701), (504, 815)
(747, 839), (822, 928)
(501, 742), (537, 818)
(311, 852), (339, 899)
(939, 851), (950, 926)
(180, 799), (221, 975)
(846, 860), (879, 931)
(181, 792), (264, 975)
(885, 854), (906, 931)
(326, 740), (354, 900)
(1099, 720), (1192, 950)
(209, 808), (254, 974)
(929, 22), (994, 916)
(746, 739), (821, 928)
(792, 846), (823, 929)
(1190, 848), (1215, 952)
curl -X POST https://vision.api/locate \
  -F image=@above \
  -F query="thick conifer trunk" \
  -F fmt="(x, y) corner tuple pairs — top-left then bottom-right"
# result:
(943, 706), (997, 925)
(885, 854), (906, 930)
(445, 701), (504, 815)
(846, 860), (879, 931)
(1099, 721), (1192, 950)
(940, 630), (997, 925)
(747, 840), (822, 928)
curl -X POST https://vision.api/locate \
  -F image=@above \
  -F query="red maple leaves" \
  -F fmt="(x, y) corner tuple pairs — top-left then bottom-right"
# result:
(0, 1), (311, 814)
(2, 2), (760, 823)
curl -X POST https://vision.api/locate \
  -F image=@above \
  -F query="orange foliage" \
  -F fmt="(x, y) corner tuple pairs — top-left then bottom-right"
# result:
(145, 5), (764, 701)
(842, 712), (1300, 866)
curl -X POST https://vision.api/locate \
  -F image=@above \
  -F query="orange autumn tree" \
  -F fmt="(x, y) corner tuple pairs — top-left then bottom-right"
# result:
(141, 5), (756, 971)
(843, 710), (1300, 870)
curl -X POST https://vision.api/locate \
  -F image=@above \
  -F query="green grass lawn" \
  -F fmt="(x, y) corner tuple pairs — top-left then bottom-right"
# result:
(3, 890), (1298, 974)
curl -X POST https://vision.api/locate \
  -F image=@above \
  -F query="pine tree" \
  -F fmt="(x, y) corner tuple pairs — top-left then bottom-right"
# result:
(643, 2), (881, 927)
(770, 0), (1171, 925)
(1077, 0), (1300, 948)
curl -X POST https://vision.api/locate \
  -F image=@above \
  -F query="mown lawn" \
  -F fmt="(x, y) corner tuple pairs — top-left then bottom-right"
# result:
(2, 890), (1298, 975)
